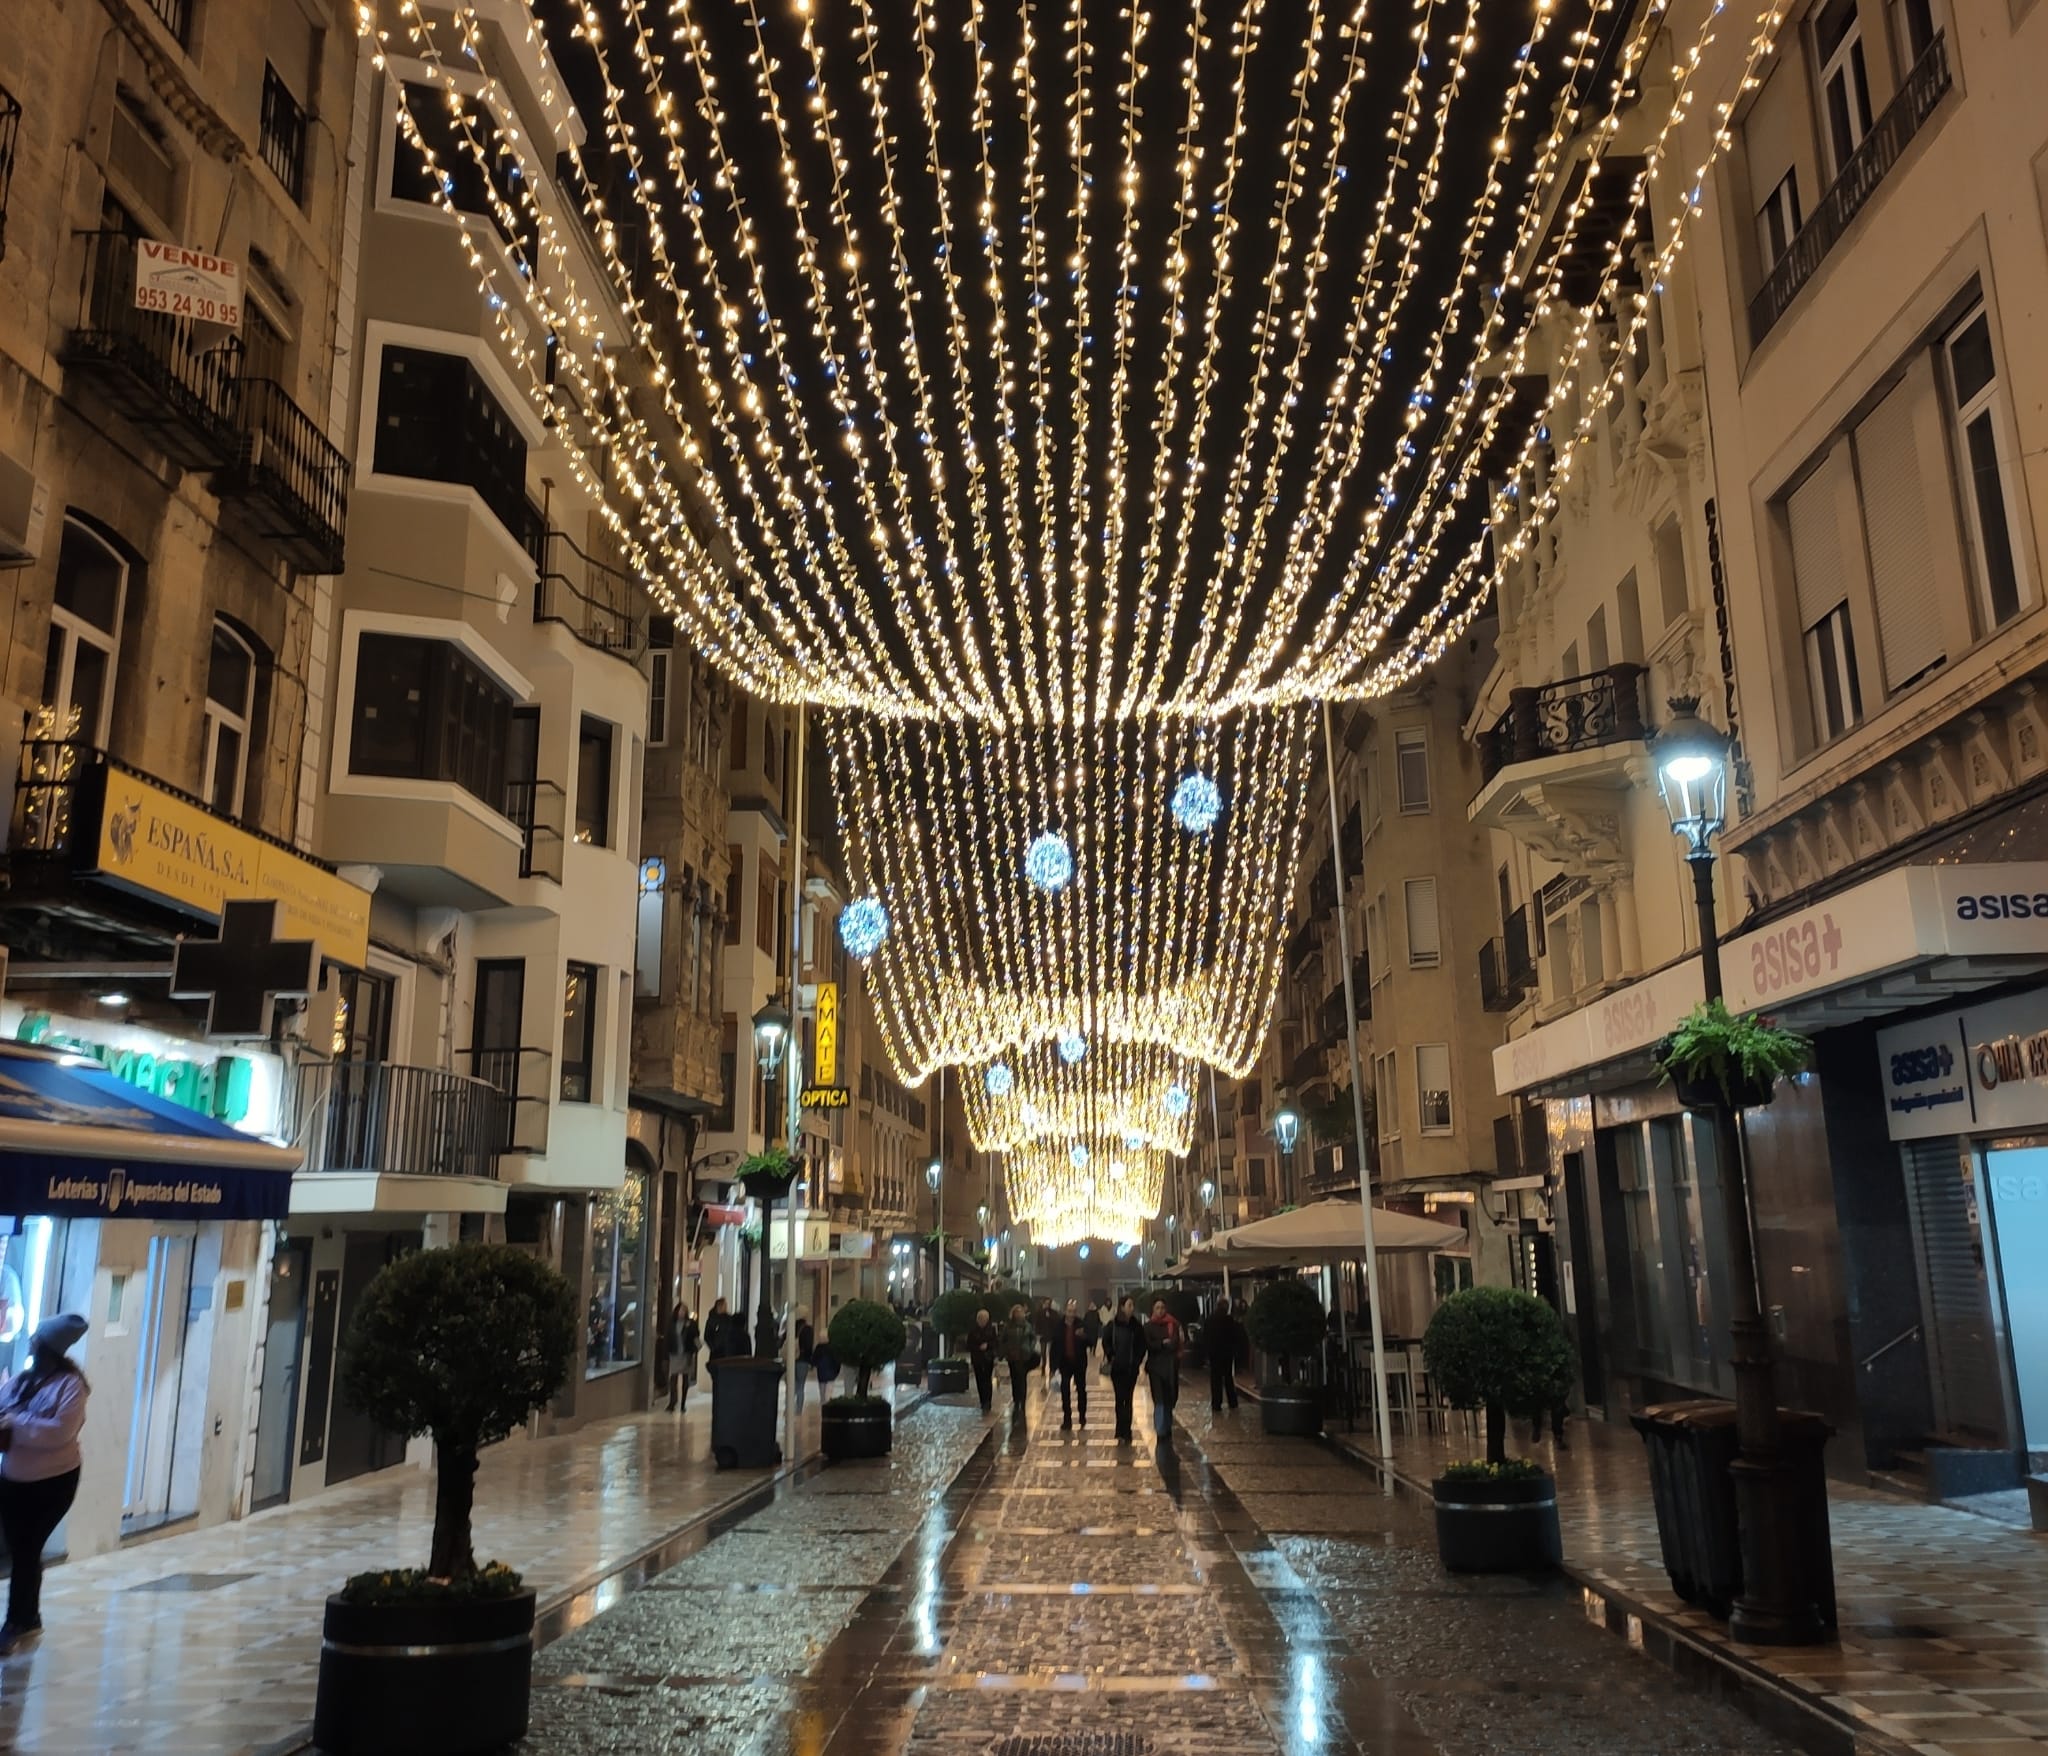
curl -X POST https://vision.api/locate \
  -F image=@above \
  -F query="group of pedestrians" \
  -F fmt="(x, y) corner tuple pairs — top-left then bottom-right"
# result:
(961, 1294), (1223, 1446)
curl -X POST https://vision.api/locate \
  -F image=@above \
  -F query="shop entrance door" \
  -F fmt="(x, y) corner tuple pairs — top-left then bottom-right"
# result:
(1978, 1141), (2048, 1453)
(249, 1240), (311, 1510)
(123, 1228), (221, 1535)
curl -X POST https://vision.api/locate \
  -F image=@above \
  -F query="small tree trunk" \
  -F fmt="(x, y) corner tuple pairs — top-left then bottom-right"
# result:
(430, 1444), (479, 1581)
(1485, 1401), (1507, 1466)
(856, 1363), (871, 1398)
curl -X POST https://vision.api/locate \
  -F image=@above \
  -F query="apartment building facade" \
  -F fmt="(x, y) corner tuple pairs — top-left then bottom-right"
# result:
(0, 0), (361, 1553)
(1475, 0), (2048, 1490)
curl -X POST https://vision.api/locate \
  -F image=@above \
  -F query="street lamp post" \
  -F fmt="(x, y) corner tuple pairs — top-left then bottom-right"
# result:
(1652, 697), (1822, 1645)
(750, 999), (793, 1358)
(926, 1156), (943, 1303)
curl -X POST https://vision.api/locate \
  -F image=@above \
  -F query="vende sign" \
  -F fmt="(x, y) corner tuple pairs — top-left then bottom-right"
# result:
(134, 241), (242, 331)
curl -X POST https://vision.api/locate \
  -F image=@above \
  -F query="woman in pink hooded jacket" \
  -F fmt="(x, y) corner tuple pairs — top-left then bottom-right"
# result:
(0, 1313), (90, 1655)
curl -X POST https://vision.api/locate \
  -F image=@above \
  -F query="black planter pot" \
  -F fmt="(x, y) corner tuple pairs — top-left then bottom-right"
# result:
(1657, 1049), (1775, 1113)
(925, 1357), (970, 1396)
(313, 1587), (536, 1755)
(1260, 1385), (1322, 1438)
(1431, 1472), (1563, 1573)
(821, 1398), (893, 1461)
(709, 1355), (784, 1468)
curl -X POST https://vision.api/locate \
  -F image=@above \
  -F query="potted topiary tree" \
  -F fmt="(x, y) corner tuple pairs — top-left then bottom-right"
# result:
(924, 1287), (981, 1395)
(313, 1243), (577, 1756)
(1245, 1277), (1325, 1437)
(820, 1298), (907, 1461)
(1422, 1286), (1574, 1573)
(1656, 1000), (1810, 1112)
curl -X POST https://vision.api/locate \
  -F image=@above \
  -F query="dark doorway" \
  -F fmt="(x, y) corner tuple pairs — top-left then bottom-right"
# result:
(1561, 1149), (1606, 1414)
(325, 1231), (421, 1484)
(250, 1239), (311, 1509)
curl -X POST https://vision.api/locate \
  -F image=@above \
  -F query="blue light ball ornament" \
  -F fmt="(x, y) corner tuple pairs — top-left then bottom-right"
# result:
(1057, 1031), (1088, 1065)
(1024, 831), (1075, 893)
(1164, 1083), (1192, 1119)
(985, 1062), (1015, 1098)
(1078, 1243), (1091, 1260)
(1124, 1131), (1146, 1153)
(838, 895), (890, 960)
(1171, 772), (1223, 835)
(1069, 1142), (1090, 1169)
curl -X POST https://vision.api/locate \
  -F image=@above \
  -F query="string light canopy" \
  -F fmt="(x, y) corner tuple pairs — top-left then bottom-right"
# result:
(961, 1039), (1202, 1156)
(825, 706), (1313, 1083)
(368, 0), (1794, 727)
(1005, 1136), (1173, 1248)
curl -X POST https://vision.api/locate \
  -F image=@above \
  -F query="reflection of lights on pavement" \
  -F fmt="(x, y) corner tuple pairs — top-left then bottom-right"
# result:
(1296, 1653), (1323, 1743)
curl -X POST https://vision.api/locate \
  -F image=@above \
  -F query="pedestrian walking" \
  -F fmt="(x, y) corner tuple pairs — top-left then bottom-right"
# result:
(1102, 1296), (1145, 1443)
(1035, 1298), (1058, 1379)
(1002, 1303), (1038, 1416)
(0, 1313), (89, 1656)
(793, 1309), (816, 1410)
(1053, 1298), (1098, 1429)
(704, 1297), (747, 1367)
(1144, 1299), (1182, 1443)
(1205, 1297), (1242, 1412)
(674, 1307), (700, 1410)
(966, 1306), (1000, 1413)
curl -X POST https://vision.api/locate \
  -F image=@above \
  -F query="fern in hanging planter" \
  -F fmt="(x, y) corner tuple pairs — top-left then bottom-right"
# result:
(1655, 1000), (1811, 1110)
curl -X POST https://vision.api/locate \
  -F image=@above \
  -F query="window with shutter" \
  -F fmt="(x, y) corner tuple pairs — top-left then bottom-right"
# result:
(1853, 376), (1944, 693)
(1404, 877), (1440, 968)
(1787, 453), (1864, 743)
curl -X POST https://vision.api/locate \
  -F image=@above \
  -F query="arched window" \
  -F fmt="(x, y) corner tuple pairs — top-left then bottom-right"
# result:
(41, 516), (130, 745)
(202, 620), (257, 816)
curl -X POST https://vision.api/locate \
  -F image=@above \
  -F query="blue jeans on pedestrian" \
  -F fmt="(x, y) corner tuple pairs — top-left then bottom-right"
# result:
(795, 1362), (811, 1408)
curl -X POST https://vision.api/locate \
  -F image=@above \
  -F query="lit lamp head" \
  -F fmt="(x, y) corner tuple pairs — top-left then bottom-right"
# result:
(1652, 697), (1730, 858)
(1271, 1087), (1302, 1155)
(977, 1202), (990, 1229)
(1198, 1177), (1216, 1208)
(751, 998), (792, 1074)
(926, 1158), (942, 1192)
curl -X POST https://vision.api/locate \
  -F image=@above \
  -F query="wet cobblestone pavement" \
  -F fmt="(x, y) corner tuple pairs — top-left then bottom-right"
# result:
(512, 1379), (1829, 1754)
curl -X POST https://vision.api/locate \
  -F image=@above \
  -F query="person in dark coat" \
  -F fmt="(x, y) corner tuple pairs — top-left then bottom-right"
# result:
(1101, 1296), (1146, 1443)
(1001, 1303), (1038, 1416)
(793, 1309), (816, 1409)
(1144, 1300), (1182, 1443)
(965, 1306), (1001, 1413)
(667, 1303), (702, 1411)
(1205, 1297), (1242, 1413)
(704, 1298), (747, 1367)
(1053, 1298), (1099, 1429)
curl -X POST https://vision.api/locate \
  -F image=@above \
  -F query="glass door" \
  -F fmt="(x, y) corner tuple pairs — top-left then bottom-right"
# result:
(249, 1240), (311, 1510)
(123, 1228), (219, 1535)
(1978, 1141), (2048, 1453)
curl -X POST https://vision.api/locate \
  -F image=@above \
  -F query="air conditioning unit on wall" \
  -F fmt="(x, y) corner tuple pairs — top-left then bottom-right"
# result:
(0, 449), (48, 568)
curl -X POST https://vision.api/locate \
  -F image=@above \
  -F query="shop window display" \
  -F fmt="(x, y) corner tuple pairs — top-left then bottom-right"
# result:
(586, 1173), (647, 1376)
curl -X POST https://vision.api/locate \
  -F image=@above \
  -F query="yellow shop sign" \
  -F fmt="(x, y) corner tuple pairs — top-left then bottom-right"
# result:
(93, 767), (370, 969)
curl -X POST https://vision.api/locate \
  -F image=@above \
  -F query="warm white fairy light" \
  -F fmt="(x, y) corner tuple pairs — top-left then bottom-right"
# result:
(826, 707), (1313, 1084)
(374, 0), (1792, 726)
(961, 1039), (1202, 1156)
(1005, 1135), (1172, 1247)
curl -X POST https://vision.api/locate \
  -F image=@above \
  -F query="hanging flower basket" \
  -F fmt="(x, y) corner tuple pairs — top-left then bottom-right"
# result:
(1655, 1001), (1810, 1113)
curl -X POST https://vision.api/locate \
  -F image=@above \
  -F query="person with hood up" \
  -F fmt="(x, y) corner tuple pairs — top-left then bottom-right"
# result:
(1101, 1296), (1146, 1443)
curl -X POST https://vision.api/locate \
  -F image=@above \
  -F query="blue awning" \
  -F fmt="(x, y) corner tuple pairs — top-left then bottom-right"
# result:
(0, 1046), (300, 1220)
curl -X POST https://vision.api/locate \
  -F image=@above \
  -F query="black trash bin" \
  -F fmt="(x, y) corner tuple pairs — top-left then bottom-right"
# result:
(710, 1356), (784, 1469)
(1634, 1400), (1836, 1631)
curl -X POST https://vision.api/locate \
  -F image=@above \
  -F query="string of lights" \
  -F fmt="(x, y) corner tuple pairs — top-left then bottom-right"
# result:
(825, 706), (1313, 1084)
(1004, 1135), (1174, 1248)
(373, 0), (1793, 726)
(962, 1040), (1201, 1157)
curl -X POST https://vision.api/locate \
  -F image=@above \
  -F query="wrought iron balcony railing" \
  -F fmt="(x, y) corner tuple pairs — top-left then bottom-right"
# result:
(63, 230), (244, 469)
(259, 65), (309, 205)
(295, 1061), (508, 1180)
(1479, 904), (1536, 1012)
(464, 1045), (554, 1155)
(0, 86), (20, 264)
(215, 378), (348, 575)
(530, 526), (645, 657)
(1749, 34), (1951, 345)
(503, 777), (566, 882)
(146, 0), (190, 45)
(1477, 663), (1650, 785)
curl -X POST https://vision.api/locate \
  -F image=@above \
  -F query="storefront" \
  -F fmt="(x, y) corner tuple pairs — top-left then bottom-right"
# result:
(0, 1033), (298, 1563)
(1878, 985), (2048, 1466)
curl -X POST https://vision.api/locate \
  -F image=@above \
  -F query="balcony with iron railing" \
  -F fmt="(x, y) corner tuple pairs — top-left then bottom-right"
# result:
(145, 0), (190, 46)
(0, 85), (19, 264)
(529, 525), (645, 658)
(503, 777), (566, 882)
(1479, 905), (1536, 1012)
(1476, 663), (1650, 786)
(63, 230), (244, 469)
(259, 65), (308, 205)
(1749, 34), (1951, 345)
(213, 379), (348, 575)
(294, 1061), (509, 1181)
(464, 1045), (555, 1157)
